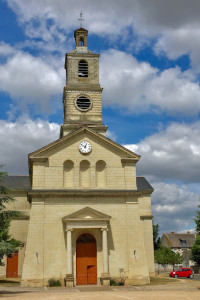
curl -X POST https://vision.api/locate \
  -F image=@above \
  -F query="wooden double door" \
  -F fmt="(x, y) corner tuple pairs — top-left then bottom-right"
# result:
(76, 233), (97, 285)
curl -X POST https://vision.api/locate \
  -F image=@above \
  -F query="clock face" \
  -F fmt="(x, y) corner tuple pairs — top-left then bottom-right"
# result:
(79, 141), (92, 154)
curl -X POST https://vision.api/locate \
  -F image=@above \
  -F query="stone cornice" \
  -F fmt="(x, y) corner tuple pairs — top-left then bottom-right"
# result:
(66, 53), (100, 58)
(64, 86), (103, 92)
(29, 157), (48, 162)
(121, 158), (138, 163)
(27, 189), (152, 202)
(140, 214), (154, 220)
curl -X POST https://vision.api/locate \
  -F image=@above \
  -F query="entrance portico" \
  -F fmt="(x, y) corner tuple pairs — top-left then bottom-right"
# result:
(63, 207), (111, 286)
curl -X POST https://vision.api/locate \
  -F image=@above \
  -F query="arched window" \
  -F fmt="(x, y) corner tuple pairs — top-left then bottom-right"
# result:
(80, 160), (90, 188)
(79, 36), (84, 46)
(78, 60), (88, 77)
(96, 160), (106, 188)
(63, 160), (74, 188)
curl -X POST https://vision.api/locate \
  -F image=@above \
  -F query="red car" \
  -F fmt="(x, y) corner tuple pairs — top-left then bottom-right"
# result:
(170, 268), (193, 278)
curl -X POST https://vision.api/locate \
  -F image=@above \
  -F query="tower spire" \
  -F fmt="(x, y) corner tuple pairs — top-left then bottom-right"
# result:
(78, 11), (84, 28)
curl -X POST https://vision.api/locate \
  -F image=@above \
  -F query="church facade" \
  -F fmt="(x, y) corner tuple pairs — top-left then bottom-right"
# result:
(2, 28), (154, 287)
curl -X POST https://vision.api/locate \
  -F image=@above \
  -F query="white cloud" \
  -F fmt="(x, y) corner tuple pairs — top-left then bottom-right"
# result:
(125, 121), (200, 183)
(124, 120), (200, 233)
(0, 46), (64, 116)
(6, 0), (200, 72)
(151, 182), (199, 234)
(0, 118), (60, 174)
(0, 42), (17, 56)
(100, 49), (200, 115)
(6, 0), (134, 37)
(4, 46), (200, 119)
(105, 130), (117, 141)
(154, 27), (200, 73)
(7, 0), (200, 36)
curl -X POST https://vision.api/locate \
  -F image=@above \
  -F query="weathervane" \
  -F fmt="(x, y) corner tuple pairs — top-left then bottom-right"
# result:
(78, 11), (84, 28)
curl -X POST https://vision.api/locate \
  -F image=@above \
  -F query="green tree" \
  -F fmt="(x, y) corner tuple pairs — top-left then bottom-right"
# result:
(169, 250), (184, 271)
(153, 223), (161, 250)
(191, 200), (200, 265)
(191, 235), (200, 265)
(193, 200), (200, 235)
(155, 246), (183, 271)
(0, 167), (21, 266)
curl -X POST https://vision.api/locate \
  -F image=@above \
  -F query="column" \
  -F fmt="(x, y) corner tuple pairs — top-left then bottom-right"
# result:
(101, 228), (109, 274)
(66, 229), (73, 274)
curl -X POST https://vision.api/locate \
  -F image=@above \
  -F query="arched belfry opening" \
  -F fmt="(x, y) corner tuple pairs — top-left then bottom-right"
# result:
(76, 233), (97, 285)
(74, 28), (88, 48)
(79, 36), (84, 46)
(78, 60), (88, 77)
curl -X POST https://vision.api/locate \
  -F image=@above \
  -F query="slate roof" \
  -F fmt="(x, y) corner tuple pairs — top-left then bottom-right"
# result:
(136, 177), (153, 191)
(162, 233), (195, 248)
(2, 176), (153, 192)
(2, 176), (31, 190)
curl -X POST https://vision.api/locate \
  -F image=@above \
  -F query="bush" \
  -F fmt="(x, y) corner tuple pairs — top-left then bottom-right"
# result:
(110, 279), (118, 286)
(110, 278), (124, 286)
(48, 278), (61, 287)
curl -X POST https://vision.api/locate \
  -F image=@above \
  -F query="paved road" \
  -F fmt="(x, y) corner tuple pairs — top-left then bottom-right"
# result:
(0, 282), (200, 300)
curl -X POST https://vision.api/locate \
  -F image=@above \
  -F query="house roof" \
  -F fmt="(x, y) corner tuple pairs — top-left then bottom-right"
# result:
(2, 175), (31, 190)
(162, 232), (195, 248)
(2, 176), (153, 192)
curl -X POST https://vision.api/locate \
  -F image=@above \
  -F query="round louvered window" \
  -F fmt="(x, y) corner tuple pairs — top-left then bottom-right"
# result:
(76, 96), (91, 111)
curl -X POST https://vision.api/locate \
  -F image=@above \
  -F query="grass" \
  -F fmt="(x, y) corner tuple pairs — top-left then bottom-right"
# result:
(150, 274), (179, 285)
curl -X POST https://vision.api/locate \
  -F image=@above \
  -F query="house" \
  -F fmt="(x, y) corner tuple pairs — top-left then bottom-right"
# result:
(161, 231), (196, 267)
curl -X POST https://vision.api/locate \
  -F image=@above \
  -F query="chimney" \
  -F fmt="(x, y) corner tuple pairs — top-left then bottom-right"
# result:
(187, 231), (190, 234)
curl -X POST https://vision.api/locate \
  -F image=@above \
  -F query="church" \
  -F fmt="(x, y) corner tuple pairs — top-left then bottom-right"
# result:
(2, 27), (154, 287)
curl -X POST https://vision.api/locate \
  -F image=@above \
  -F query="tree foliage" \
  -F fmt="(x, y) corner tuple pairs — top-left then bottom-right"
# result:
(191, 235), (200, 265)
(193, 200), (200, 235)
(0, 167), (21, 266)
(191, 200), (200, 265)
(153, 223), (161, 250)
(155, 246), (183, 270)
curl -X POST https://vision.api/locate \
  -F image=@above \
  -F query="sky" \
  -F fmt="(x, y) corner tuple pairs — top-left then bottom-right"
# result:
(0, 0), (200, 235)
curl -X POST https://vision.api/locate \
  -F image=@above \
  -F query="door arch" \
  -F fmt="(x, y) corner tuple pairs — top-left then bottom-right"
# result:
(76, 233), (97, 285)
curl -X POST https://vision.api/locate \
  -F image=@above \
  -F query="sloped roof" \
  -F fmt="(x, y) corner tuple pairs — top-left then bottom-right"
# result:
(162, 233), (195, 248)
(3, 176), (153, 192)
(137, 177), (153, 191)
(74, 27), (88, 34)
(28, 126), (140, 161)
(2, 175), (31, 190)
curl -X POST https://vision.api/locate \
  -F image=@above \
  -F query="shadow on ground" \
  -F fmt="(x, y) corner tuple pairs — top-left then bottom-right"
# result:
(0, 290), (30, 296)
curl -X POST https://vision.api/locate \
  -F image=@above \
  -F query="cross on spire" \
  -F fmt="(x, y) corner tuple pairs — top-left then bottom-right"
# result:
(78, 11), (84, 28)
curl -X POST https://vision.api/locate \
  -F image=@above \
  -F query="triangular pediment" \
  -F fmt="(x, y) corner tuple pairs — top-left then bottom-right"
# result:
(63, 207), (111, 222)
(28, 126), (140, 161)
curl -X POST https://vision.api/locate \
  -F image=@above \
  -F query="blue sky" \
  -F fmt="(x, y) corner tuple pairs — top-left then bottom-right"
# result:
(0, 0), (200, 235)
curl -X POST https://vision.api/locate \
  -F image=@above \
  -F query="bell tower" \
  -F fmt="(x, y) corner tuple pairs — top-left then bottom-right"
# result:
(60, 27), (107, 137)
